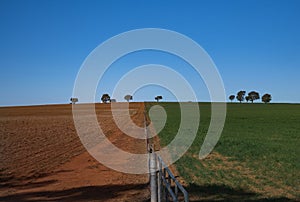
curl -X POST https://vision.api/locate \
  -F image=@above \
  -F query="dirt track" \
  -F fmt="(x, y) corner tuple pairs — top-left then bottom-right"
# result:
(0, 103), (150, 201)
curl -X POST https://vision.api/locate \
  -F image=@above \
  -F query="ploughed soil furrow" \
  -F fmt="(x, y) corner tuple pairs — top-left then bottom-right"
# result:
(0, 103), (150, 202)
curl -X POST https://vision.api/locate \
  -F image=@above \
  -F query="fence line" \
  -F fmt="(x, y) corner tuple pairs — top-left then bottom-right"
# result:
(157, 155), (189, 202)
(144, 111), (188, 202)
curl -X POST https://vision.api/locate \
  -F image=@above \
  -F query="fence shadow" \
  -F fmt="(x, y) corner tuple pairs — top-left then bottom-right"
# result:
(0, 169), (73, 190)
(0, 183), (149, 202)
(186, 183), (294, 202)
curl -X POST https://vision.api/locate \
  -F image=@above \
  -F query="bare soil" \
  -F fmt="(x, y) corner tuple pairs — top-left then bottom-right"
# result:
(0, 103), (150, 201)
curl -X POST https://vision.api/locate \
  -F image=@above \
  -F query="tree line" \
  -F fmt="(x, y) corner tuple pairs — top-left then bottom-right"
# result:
(229, 91), (272, 103)
(71, 91), (272, 104)
(70, 94), (164, 104)
(99, 94), (163, 103)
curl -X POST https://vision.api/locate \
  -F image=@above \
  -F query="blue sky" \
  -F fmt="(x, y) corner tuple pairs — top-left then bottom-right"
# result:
(0, 0), (299, 106)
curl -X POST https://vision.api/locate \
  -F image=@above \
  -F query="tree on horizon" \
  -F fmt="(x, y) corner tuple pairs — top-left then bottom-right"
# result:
(229, 95), (235, 102)
(236, 91), (246, 103)
(155, 95), (163, 102)
(248, 91), (260, 103)
(101, 94), (111, 103)
(262, 93), (272, 103)
(124, 95), (133, 102)
(245, 96), (250, 103)
(70, 97), (78, 104)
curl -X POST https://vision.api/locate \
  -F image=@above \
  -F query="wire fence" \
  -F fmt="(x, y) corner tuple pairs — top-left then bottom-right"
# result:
(148, 148), (189, 202)
(145, 111), (189, 202)
(157, 155), (189, 202)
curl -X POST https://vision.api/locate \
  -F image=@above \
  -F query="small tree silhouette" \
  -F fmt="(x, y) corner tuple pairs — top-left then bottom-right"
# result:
(245, 96), (250, 103)
(70, 97), (78, 104)
(155, 96), (163, 102)
(124, 95), (133, 102)
(229, 95), (235, 102)
(236, 91), (246, 103)
(262, 93), (272, 103)
(101, 94), (111, 103)
(248, 91), (260, 103)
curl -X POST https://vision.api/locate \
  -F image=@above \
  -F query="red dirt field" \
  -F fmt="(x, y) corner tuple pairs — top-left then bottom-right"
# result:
(0, 103), (150, 201)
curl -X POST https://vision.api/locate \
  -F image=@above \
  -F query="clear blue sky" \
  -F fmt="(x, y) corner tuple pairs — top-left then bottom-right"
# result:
(0, 0), (299, 106)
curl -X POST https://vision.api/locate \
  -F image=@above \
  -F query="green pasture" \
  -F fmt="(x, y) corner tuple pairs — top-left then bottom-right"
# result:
(146, 102), (300, 200)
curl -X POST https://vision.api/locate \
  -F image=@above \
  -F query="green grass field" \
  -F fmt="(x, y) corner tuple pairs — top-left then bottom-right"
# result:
(146, 102), (300, 201)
